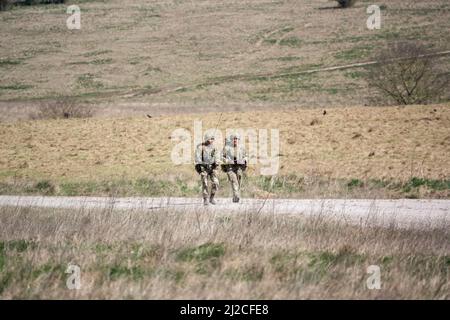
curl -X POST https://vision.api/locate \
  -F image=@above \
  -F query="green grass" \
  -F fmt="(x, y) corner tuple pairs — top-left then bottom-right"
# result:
(0, 59), (23, 67)
(402, 177), (450, 193)
(82, 50), (112, 57)
(266, 56), (302, 62)
(1, 175), (449, 199)
(176, 243), (225, 263)
(108, 265), (146, 281)
(0, 240), (37, 253)
(69, 59), (113, 65)
(308, 248), (366, 270)
(0, 84), (32, 91)
(90, 58), (113, 65)
(0, 244), (5, 272)
(279, 36), (302, 47)
(224, 265), (264, 282)
(345, 70), (366, 79)
(347, 178), (364, 189)
(31, 264), (65, 279)
(32, 180), (55, 195)
(334, 46), (373, 61)
(76, 74), (104, 90)
(176, 243), (226, 275)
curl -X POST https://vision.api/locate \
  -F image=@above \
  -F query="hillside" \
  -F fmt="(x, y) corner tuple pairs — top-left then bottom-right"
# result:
(1, 0), (450, 119)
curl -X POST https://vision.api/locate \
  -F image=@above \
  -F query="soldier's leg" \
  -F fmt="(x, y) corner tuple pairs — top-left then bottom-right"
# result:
(209, 169), (220, 204)
(200, 171), (209, 201)
(236, 167), (243, 197)
(227, 169), (239, 201)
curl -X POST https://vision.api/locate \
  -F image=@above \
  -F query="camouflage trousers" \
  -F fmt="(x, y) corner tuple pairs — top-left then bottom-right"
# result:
(199, 168), (220, 199)
(225, 166), (244, 198)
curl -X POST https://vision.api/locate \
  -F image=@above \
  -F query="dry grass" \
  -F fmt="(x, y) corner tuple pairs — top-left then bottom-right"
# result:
(0, 104), (449, 186)
(0, 0), (449, 115)
(0, 205), (448, 299)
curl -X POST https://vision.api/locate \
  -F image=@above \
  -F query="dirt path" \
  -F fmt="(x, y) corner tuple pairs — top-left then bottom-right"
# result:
(1, 196), (448, 230)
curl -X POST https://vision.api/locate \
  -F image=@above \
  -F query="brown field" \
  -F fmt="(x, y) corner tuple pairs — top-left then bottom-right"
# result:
(1, 103), (449, 180)
(1, 0), (450, 120)
(0, 205), (448, 299)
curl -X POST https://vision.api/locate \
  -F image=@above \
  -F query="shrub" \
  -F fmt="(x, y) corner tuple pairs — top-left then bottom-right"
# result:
(336, 0), (357, 8)
(1, 0), (65, 11)
(34, 180), (55, 194)
(31, 98), (93, 120)
(0, 0), (10, 11)
(366, 42), (450, 105)
(21, 0), (65, 5)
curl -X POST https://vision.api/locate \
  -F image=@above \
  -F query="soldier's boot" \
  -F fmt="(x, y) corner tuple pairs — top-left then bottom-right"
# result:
(203, 197), (209, 206)
(232, 196), (239, 203)
(209, 195), (217, 205)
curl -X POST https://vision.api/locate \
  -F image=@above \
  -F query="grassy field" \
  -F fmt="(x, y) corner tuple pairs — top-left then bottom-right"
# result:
(1, 103), (449, 198)
(0, 0), (449, 301)
(1, 0), (450, 119)
(0, 205), (448, 299)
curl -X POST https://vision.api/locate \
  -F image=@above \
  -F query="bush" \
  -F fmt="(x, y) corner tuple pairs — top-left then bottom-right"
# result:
(0, 0), (10, 11)
(336, 0), (357, 8)
(366, 42), (450, 105)
(31, 98), (93, 120)
(1, 0), (65, 11)
(21, 0), (65, 4)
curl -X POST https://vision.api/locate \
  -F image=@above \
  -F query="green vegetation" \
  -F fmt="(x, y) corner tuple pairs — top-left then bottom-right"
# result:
(82, 50), (113, 58)
(108, 265), (146, 281)
(335, 46), (372, 61)
(76, 74), (104, 90)
(403, 177), (450, 193)
(0, 83), (32, 91)
(176, 243), (225, 263)
(279, 36), (302, 47)
(1, 176), (449, 199)
(347, 178), (363, 189)
(0, 59), (22, 67)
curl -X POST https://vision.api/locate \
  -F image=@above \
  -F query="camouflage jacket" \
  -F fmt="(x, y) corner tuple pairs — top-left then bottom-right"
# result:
(222, 144), (248, 165)
(194, 143), (221, 166)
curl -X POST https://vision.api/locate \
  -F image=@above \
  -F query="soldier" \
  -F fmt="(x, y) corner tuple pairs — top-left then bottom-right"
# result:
(222, 133), (248, 203)
(195, 133), (221, 205)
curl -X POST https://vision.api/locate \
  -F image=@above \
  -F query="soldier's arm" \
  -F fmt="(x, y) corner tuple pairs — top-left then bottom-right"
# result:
(194, 145), (202, 165)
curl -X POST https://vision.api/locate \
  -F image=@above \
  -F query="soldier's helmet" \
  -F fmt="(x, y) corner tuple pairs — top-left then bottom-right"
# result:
(204, 133), (215, 142)
(229, 133), (241, 141)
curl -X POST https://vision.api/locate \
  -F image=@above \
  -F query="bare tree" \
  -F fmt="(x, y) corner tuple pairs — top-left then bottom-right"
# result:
(31, 98), (93, 120)
(366, 42), (450, 105)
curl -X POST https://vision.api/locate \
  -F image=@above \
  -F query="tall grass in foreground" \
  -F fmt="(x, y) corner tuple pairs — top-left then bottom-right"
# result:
(0, 205), (448, 299)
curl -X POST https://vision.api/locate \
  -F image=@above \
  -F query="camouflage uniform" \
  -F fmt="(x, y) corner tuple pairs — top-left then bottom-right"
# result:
(195, 134), (221, 205)
(222, 134), (248, 203)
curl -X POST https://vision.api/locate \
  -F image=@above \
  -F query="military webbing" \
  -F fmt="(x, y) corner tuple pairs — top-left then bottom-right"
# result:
(201, 144), (205, 163)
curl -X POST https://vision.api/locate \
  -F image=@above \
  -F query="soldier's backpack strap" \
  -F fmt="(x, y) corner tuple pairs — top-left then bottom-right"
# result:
(201, 144), (205, 163)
